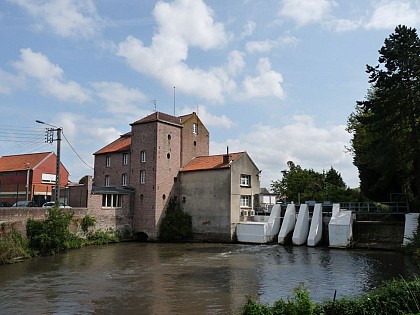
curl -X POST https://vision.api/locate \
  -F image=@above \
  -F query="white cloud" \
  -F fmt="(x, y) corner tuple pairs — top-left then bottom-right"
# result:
(279, 0), (337, 26)
(240, 20), (256, 38)
(365, 1), (420, 30)
(211, 114), (358, 189)
(239, 58), (285, 100)
(10, 0), (101, 38)
(13, 48), (89, 103)
(116, 0), (230, 102)
(246, 35), (299, 54)
(0, 68), (23, 94)
(325, 18), (362, 32)
(91, 81), (149, 118)
(179, 104), (234, 128)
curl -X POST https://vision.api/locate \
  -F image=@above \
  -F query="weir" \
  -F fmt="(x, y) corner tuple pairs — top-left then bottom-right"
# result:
(292, 204), (309, 245)
(307, 203), (323, 246)
(278, 203), (296, 244)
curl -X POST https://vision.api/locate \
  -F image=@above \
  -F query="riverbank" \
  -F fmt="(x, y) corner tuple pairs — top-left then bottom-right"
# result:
(243, 277), (420, 315)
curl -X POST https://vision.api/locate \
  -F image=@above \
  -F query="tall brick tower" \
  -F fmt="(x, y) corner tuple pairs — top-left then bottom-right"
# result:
(129, 111), (209, 239)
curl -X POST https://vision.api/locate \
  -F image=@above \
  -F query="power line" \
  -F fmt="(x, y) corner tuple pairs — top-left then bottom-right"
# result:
(62, 131), (94, 170)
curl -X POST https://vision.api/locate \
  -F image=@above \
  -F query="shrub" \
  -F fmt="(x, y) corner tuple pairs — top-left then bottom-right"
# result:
(159, 198), (192, 242)
(81, 214), (96, 234)
(26, 206), (80, 255)
(0, 228), (30, 264)
(88, 229), (119, 245)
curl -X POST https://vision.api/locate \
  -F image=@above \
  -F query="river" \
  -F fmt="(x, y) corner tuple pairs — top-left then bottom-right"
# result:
(0, 242), (417, 314)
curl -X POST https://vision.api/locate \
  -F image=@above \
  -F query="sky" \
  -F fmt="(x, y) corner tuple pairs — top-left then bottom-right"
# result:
(1, 0), (419, 190)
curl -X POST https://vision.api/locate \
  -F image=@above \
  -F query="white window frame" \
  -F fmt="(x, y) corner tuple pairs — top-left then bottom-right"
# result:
(122, 153), (128, 165)
(106, 156), (111, 167)
(105, 175), (110, 187)
(192, 123), (198, 134)
(240, 195), (251, 208)
(122, 173), (128, 186)
(140, 171), (146, 184)
(240, 174), (251, 187)
(102, 194), (122, 208)
(141, 151), (146, 163)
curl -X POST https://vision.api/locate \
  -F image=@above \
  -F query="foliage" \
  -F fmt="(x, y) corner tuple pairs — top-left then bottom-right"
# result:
(159, 198), (192, 242)
(348, 25), (420, 203)
(0, 227), (30, 264)
(26, 206), (82, 255)
(81, 214), (96, 234)
(87, 229), (119, 245)
(243, 279), (420, 315)
(243, 284), (321, 315)
(270, 161), (359, 203)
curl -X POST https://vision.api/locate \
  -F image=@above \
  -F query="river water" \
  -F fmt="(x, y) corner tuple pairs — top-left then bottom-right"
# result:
(0, 242), (418, 314)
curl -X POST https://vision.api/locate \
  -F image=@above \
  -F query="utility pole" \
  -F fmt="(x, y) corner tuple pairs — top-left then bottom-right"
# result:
(25, 163), (30, 201)
(36, 120), (62, 202)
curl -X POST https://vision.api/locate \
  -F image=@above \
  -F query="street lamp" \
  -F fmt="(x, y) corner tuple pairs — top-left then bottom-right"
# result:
(36, 120), (62, 202)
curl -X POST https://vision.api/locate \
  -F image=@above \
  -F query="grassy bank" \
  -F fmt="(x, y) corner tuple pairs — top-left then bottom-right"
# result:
(0, 206), (119, 264)
(243, 278), (420, 315)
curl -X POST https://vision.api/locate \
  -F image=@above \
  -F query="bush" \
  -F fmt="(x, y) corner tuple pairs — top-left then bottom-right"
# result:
(26, 206), (81, 255)
(87, 229), (119, 245)
(159, 198), (192, 242)
(0, 227), (30, 264)
(243, 279), (420, 315)
(81, 214), (96, 234)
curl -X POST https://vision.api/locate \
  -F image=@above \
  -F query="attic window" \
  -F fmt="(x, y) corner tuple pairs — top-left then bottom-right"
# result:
(192, 123), (198, 134)
(240, 174), (251, 187)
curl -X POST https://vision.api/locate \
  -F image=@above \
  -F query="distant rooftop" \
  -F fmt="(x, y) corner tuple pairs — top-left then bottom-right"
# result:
(0, 152), (54, 172)
(94, 132), (131, 155)
(181, 152), (244, 172)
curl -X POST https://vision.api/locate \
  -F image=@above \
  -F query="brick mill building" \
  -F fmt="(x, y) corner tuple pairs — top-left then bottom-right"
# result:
(93, 111), (260, 241)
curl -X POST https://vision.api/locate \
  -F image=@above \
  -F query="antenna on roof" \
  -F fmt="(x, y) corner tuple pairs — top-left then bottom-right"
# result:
(151, 100), (156, 112)
(173, 87), (176, 116)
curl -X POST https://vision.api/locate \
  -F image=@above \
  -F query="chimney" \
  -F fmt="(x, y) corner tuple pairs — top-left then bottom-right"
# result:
(223, 146), (230, 164)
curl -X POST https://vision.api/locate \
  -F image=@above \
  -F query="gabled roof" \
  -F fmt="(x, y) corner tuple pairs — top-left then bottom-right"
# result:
(94, 133), (131, 155)
(181, 152), (244, 172)
(0, 152), (53, 172)
(131, 111), (182, 127)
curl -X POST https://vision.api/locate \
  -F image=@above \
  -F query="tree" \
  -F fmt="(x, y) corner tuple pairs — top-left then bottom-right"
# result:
(348, 25), (420, 204)
(270, 161), (352, 203)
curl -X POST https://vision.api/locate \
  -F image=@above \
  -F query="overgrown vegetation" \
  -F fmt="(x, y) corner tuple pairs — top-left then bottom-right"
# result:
(26, 206), (83, 255)
(0, 226), (31, 264)
(87, 229), (119, 245)
(81, 214), (96, 235)
(159, 198), (192, 241)
(243, 278), (420, 315)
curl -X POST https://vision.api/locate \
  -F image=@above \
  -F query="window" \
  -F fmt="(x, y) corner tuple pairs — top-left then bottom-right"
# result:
(140, 171), (146, 184)
(167, 153), (170, 159)
(240, 195), (251, 208)
(123, 153), (128, 165)
(141, 151), (146, 162)
(240, 174), (251, 187)
(192, 123), (198, 134)
(105, 175), (110, 187)
(102, 194), (122, 208)
(106, 156), (111, 167)
(122, 173), (128, 186)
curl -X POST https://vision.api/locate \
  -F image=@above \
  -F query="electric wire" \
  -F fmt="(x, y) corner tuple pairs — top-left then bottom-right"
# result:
(61, 131), (94, 170)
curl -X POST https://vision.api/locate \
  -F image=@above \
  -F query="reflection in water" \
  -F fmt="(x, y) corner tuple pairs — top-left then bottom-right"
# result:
(0, 243), (417, 314)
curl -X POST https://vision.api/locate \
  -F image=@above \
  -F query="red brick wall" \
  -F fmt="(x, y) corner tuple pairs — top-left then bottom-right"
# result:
(93, 151), (130, 188)
(180, 114), (209, 166)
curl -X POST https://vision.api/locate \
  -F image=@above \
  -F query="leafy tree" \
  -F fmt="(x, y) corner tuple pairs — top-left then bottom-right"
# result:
(348, 25), (420, 204)
(271, 161), (353, 203)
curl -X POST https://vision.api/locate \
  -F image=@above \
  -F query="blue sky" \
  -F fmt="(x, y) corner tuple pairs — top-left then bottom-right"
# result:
(1, 0), (419, 189)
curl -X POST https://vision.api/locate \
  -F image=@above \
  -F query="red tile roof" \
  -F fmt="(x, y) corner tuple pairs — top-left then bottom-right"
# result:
(0, 152), (53, 172)
(131, 111), (182, 126)
(94, 133), (131, 155)
(181, 152), (244, 172)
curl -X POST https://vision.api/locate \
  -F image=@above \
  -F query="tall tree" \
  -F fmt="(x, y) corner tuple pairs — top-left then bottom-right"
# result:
(348, 25), (420, 203)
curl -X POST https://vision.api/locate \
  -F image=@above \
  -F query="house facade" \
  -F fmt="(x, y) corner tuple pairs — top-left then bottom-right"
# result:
(93, 111), (209, 239)
(0, 152), (69, 206)
(179, 152), (261, 242)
